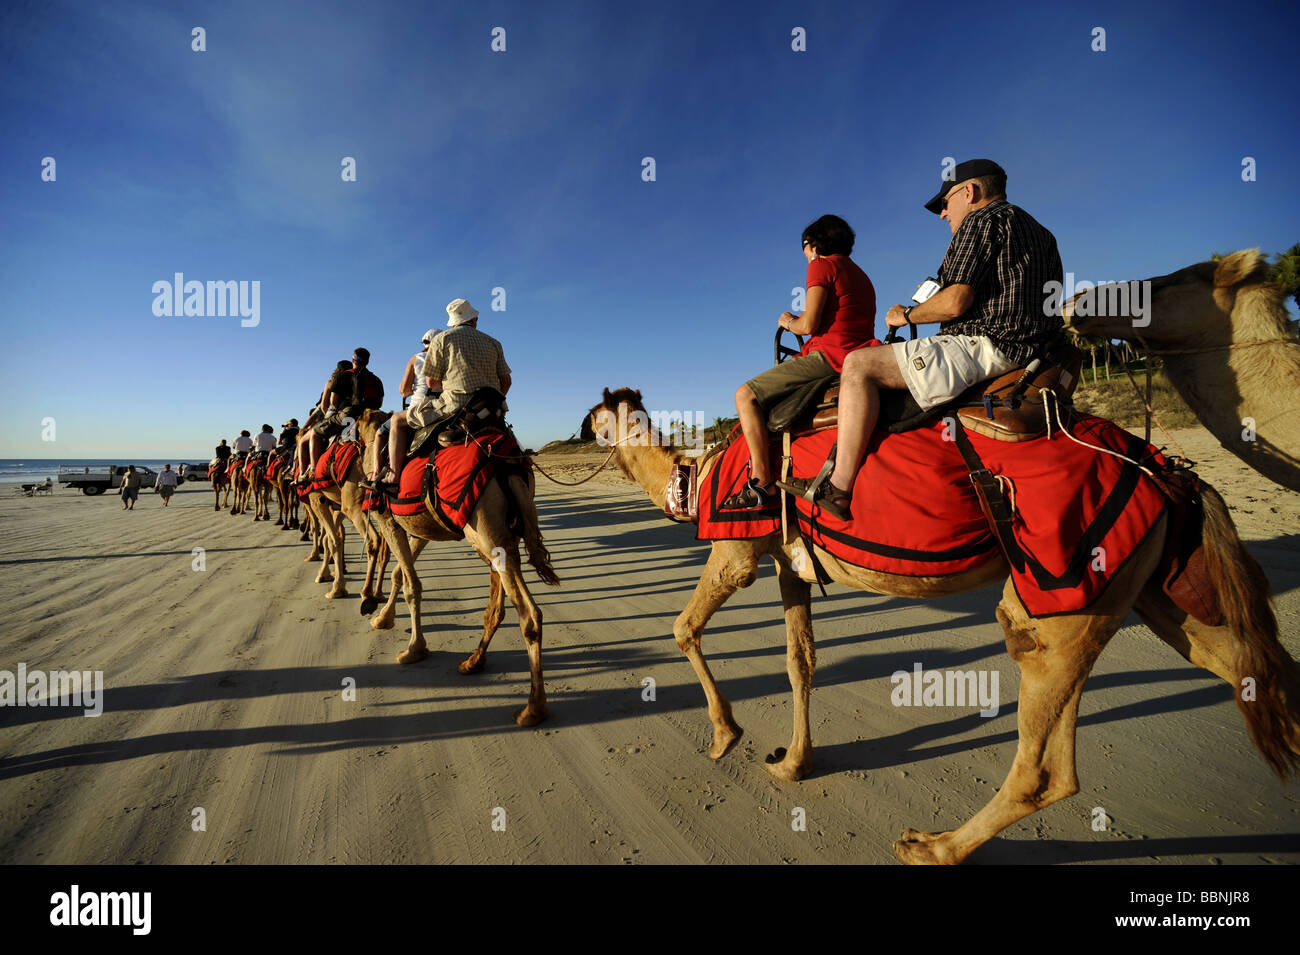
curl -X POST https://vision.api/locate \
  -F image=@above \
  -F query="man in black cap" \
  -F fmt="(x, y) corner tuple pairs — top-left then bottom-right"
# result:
(779, 159), (1063, 519)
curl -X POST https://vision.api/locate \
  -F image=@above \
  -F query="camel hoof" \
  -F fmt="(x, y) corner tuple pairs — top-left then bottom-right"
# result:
(396, 646), (429, 665)
(458, 655), (486, 675)
(369, 614), (395, 631)
(892, 829), (957, 866)
(707, 723), (743, 760)
(359, 596), (378, 615)
(763, 747), (812, 781)
(513, 704), (548, 727)
(324, 588), (346, 599)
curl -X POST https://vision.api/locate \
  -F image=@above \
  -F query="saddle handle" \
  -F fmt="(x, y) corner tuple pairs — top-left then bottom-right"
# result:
(882, 316), (918, 345)
(774, 327), (805, 365)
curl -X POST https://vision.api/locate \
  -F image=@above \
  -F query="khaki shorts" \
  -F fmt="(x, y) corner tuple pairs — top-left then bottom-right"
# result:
(745, 351), (834, 410)
(406, 395), (447, 430)
(892, 335), (1017, 411)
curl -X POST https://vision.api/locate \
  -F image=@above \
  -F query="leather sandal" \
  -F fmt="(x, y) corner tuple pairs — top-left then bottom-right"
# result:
(720, 478), (779, 512)
(777, 475), (853, 521)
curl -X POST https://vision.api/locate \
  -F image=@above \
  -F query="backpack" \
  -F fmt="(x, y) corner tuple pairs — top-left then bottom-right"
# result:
(354, 368), (384, 410)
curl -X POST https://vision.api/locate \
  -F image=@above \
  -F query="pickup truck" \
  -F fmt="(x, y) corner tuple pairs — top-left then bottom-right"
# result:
(58, 466), (158, 496)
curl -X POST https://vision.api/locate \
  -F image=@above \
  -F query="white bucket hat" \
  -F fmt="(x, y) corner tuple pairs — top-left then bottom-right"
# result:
(446, 299), (479, 327)
(421, 328), (438, 346)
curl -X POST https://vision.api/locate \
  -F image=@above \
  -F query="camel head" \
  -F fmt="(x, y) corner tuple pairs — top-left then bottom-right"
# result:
(580, 387), (647, 443)
(354, 408), (392, 478)
(1065, 249), (1283, 346)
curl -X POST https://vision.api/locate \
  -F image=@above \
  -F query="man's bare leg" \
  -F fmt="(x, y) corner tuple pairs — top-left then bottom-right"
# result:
(829, 345), (908, 492)
(387, 411), (409, 482)
(734, 384), (775, 488)
(307, 432), (323, 472)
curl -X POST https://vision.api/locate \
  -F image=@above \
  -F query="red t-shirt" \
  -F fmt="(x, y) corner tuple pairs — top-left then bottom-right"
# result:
(799, 254), (877, 371)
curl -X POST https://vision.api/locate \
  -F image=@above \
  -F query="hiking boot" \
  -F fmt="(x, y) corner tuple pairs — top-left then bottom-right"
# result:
(720, 478), (779, 512)
(777, 475), (853, 521)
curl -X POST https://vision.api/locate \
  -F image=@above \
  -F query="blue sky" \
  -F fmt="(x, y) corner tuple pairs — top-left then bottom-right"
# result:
(2, 0), (1297, 458)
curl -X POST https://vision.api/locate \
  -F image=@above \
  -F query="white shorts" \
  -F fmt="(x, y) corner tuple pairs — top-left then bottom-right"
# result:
(892, 335), (1017, 411)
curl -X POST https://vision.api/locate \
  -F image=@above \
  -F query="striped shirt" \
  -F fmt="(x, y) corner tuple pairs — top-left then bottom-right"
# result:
(936, 199), (1064, 367)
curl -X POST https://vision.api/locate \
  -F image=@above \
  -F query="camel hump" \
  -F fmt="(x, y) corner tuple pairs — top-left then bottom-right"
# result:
(1214, 249), (1269, 288)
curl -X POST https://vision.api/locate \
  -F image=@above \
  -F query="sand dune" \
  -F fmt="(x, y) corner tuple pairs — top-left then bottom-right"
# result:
(0, 426), (1297, 864)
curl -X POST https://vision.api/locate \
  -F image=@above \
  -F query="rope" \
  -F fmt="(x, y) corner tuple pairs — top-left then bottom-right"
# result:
(1044, 389), (1157, 477)
(1140, 338), (1290, 356)
(532, 447), (620, 486)
(1106, 340), (1193, 461)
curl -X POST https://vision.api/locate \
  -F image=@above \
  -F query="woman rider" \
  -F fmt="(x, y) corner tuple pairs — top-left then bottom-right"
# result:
(724, 214), (877, 510)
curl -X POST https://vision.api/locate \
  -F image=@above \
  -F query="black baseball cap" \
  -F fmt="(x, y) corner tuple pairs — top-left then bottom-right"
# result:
(924, 159), (1006, 214)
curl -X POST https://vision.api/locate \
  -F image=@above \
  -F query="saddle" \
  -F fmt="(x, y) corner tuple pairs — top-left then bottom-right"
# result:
(773, 334), (1084, 442)
(408, 387), (509, 458)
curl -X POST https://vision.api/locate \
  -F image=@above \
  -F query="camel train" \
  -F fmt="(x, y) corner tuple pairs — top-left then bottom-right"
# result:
(207, 249), (1296, 863)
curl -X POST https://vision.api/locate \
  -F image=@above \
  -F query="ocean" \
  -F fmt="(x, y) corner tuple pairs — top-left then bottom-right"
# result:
(0, 458), (209, 485)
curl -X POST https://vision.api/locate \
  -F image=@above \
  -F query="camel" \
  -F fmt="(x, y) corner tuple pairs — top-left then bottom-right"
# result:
(271, 451), (299, 530)
(229, 459), (250, 516)
(210, 460), (232, 511)
(295, 428), (388, 607)
(1065, 249), (1300, 492)
(583, 387), (1300, 864)
(353, 409), (560, 726)
(246, 455), (273, 521)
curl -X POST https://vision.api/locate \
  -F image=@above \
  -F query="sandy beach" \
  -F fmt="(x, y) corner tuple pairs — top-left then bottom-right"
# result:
(0, 425), (1297, 865)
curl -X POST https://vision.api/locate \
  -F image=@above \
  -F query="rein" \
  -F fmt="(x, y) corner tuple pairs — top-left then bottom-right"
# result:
(1105, 332), (1288, 462)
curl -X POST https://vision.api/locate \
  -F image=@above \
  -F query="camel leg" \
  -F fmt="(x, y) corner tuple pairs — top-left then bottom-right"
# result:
(465, 525), (547, 726)
(339, 493), (383, 613)
(312, 499), (347, 596)
(892, 580), (1116, 864)
(764, 563), (816, 781)
(459, 570), (506, 674)
(1135, 583), (1300, 767)
(371, 536), (427, 631)
(675, 541), (759, 760)
(388, 522), (428, 664)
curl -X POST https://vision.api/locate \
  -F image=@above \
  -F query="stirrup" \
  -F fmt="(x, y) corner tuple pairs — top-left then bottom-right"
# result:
(720, 477), (778, 512)
(776, 474), (852, 521)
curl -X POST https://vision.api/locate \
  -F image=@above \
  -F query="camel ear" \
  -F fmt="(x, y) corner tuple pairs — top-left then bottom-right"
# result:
(634, 389), (642, 400)
(1214, 249), (1268, 288)
(602, 387), (612, 403)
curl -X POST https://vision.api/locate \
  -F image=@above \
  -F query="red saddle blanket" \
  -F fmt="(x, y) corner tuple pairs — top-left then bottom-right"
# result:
(293, 462), (311, 500)
(226, 459), (240, 480)
(243, 457), (260, 479)
(697, 415), (1168, 617)
(266, 453), (286, 480)
(380, 431), (524, 528)
(208, 462), (221, 479)
(307, 440), (362, 492)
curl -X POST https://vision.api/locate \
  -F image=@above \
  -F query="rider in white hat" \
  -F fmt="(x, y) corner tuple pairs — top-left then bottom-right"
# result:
(369, 300), (510, 494)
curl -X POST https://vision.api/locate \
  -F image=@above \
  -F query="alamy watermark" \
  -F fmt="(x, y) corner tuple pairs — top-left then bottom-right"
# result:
(152, 273), (260, 327)
(1045, 273), (1152, 327)
(1, 663), (103, 716)
(890, 662), (1000, 717)
(592, 407), (706, 451)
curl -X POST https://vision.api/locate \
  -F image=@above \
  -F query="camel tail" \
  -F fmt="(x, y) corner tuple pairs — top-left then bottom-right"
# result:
(509, 471), (560, 586)
(1200, 483), (1300, 777)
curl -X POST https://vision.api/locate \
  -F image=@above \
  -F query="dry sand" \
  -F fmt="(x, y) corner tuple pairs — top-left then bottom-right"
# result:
(1, 425), (1297, 864)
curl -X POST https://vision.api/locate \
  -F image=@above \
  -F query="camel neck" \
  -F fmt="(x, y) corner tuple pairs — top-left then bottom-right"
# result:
(612, 441), (678, 510)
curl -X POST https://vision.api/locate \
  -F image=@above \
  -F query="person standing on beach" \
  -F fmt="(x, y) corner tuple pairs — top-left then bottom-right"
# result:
(155, 464), (178, 506)
(120, 466), (142, 510)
